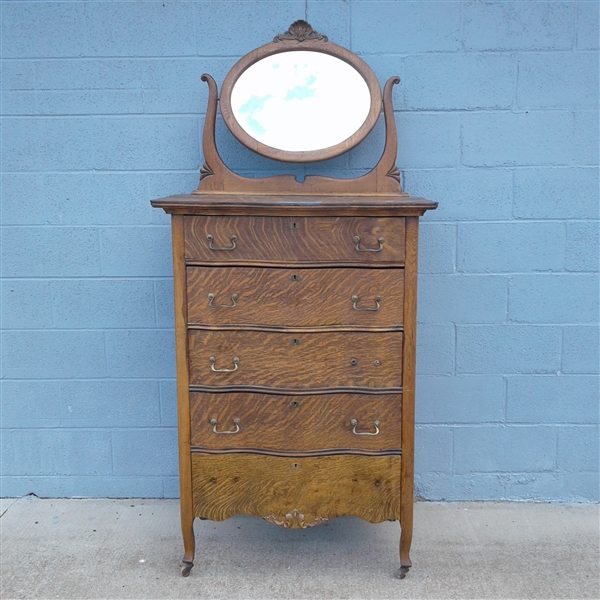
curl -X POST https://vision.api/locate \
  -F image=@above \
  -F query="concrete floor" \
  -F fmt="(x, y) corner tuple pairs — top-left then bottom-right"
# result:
(1, 496), (598, 600)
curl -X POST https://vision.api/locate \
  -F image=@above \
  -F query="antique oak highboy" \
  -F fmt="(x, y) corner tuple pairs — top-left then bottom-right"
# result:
(152, 21), (437, 579)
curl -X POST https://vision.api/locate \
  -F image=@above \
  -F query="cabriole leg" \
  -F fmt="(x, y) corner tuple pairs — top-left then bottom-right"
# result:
(180, 517), (195, 577)
(397, 521), (412, 579)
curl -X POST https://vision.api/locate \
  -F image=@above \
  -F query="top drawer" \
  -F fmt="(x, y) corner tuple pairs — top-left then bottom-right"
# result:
(184, 216), (405, 265)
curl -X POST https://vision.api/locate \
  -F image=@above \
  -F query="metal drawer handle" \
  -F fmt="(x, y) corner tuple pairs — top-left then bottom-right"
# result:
(352, 295), (381, 311)
(210, 418), (240, 434)
(207, 234), (237, 251)
(353, 235), (384, 252)
(350, 419), (380, 436)
(209, 356), (239, 372)
(208, 293), (238, 308)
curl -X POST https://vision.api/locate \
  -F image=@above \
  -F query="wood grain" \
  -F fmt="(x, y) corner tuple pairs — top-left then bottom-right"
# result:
(186, 266), (404, 328)
(189, 392), (402, 452)
(188, 330), (403, 389)
(184, 216), (405, 264)
(191, 454), (401, 525)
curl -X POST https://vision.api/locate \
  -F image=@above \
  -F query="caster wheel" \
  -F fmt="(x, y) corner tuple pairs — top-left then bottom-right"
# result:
(181, 563), (193, 577)
(396, 566), (409, 579)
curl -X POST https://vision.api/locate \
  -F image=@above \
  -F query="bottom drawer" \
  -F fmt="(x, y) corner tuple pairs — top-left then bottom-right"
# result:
(191, 453), (401, 526)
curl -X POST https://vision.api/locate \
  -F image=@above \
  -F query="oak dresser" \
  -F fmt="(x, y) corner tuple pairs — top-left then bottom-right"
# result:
(151, 21), (437, 579)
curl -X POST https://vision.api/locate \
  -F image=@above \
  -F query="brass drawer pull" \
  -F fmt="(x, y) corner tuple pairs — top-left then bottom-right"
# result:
(351, 295), (381, 311)
(209, 356), (239, 372)
(207, 234), (237, 251)
(210, 418), (240, 434)
(353, 235), (384, 252)
(350, 419), (380, 436)
(208, 293), (238, 308)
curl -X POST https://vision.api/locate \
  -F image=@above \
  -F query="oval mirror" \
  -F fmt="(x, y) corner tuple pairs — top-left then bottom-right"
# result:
(220, 32), (382, 163)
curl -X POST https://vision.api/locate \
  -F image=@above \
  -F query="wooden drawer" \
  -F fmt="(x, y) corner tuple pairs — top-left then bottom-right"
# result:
(191, 453), (401, 525)
(187, 266), (404, 328)
(189, 392), (402, 452)
(188, 330), (403, 390)
(184, 216), (405, 265)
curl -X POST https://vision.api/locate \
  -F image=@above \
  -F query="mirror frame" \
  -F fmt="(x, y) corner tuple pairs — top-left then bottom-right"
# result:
(219, 21), (383, 163)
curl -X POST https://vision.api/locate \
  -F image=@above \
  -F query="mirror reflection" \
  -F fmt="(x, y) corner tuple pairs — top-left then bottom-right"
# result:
(231, 51), (372, 152)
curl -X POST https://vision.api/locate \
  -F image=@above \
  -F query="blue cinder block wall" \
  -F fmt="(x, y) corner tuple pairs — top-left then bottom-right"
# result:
(1, 1), (598, 501)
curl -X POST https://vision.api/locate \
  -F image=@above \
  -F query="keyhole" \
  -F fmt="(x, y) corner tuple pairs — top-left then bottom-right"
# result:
(290, 463), (301, 470)
(290, 401), (301, 408)
(291, 338), (301, 345)
(290, 274), (301, 282)
(289, 221), (300, 229)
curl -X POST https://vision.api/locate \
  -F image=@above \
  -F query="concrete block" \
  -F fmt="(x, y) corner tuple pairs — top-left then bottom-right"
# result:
(517, 52), (599, 110)
(416, 375), (505, 424)
(1, 280), (53, 329)
(462, 111), (573, 167)
(1, 91), (39, 116)
(0, 174), (48, 225)
(415, 426), (453, 473)
(59, 381), (161, 427)
(39, 173), (153, 226)
(405, 53), (513, 110)
(577, 1), (600, 49)
(502, 472), (599, 502)
(2, 118), (94, 171)
(414, 473), (504, 502)
(396, 113), (460, 169)
(0, 381), (61, 428)
(37, 90), (144, 116)
(160, 381), (178, 427)
(563, 326), (600, 374)
(1, 2), (88, 58)
(51, 280), (156, 329)
(155, 280), (175, 328)
(100, 227), (172, 277)
(86, 2), (196, 57)
(416, 324), (455, 376)
(149, 172), (200, 225)
(93, 117), (199, 171)
(558, 426), (600, 472)
(2, 331), (107, 379)
(307, 0), (349, 47)
(355, 55), (404, 109)
(566, 222), (600, 272)
(196, 2), (302, 56)
(0, 477), (68, 498)
(419, 223), (456, 274)
(2, 227), (101, 277)
(513, 167), (599, 219)
(457, 223), (565, 273)
(403, 168), (512, 222)
(30, 58), (144, 90)
(509, 274), (599, 324)
(141, 90), (200, 115)
(2, 429), (112, 476)
(105, 330), (176, 379)
(454, 425), (556, 473)
(2, 59), (37, 89)
(62, 476), (165, 499)
(573, 111), (599, 166)
(418, 275), (507, 324)
(463, 1), (575, 50)
(112, 428), (178, 476)
(163, 477), (180, 499)
(352, 1), (460, 53)
(456, 325), (562, 374)
(507, 375), (599, 424)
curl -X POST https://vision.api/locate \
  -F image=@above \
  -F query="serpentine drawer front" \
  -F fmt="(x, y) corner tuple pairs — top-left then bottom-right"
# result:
(184, 215), (406, 265)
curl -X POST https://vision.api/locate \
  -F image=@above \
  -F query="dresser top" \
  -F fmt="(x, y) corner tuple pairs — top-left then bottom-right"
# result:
(151, 193), (438, 217)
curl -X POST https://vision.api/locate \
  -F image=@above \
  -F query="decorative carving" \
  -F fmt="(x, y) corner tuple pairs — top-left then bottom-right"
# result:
(263, 508), (329, 529)
(273, 20), (328, 43)
(200, 162), (214, 181)
(386, 165), (401, 183)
